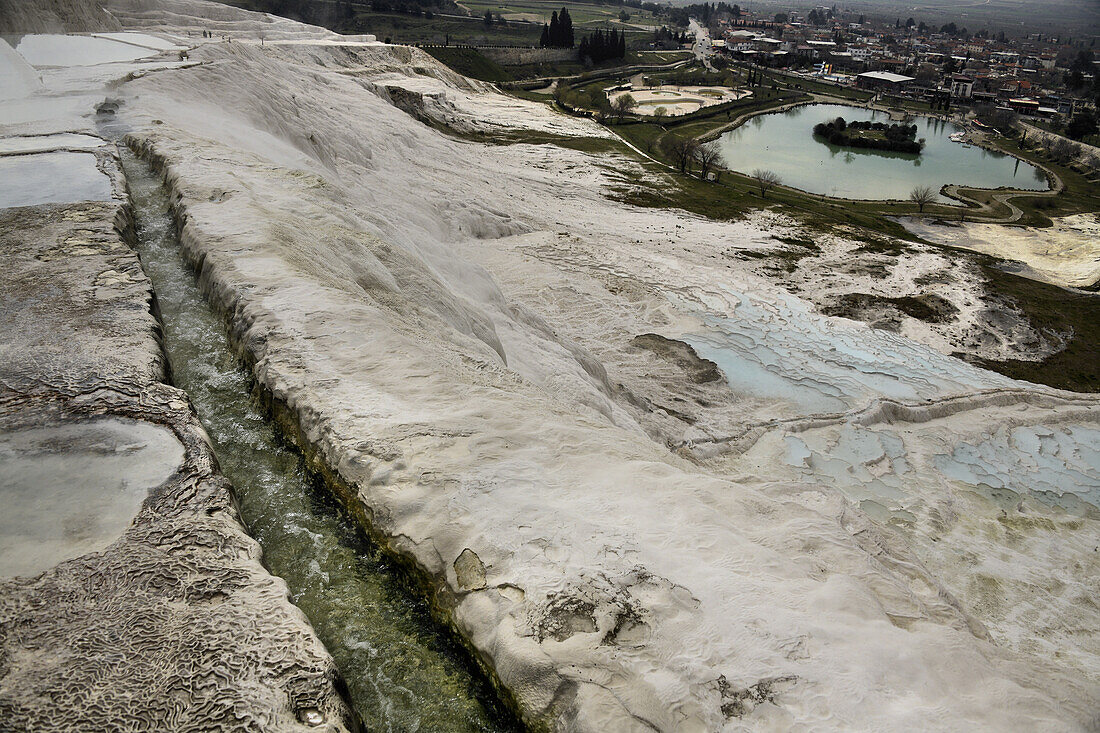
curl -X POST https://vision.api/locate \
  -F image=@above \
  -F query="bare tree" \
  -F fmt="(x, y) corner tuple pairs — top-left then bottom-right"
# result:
(751, 168), (781, 197)
(1084, 153), (1100, 176)
(909, 185), (937, 212)
(1051, 137), (1080, 164)
(611, 93), (636, 123)
(695, 144), (725, 181)
(664, 136), (699, 173)
(652, 106), (668, 127)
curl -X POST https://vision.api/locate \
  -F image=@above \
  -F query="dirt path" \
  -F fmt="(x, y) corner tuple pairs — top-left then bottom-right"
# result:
(936, 131), (1064, 223)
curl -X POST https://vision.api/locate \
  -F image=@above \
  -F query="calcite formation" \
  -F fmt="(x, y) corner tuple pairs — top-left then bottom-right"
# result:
(100, 5), (1097, 729)
(0, 174), (354, 732)
(2, 0), (1098, 730)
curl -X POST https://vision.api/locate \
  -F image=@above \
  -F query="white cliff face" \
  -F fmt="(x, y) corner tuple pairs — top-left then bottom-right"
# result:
(68, 2), (1100, 728)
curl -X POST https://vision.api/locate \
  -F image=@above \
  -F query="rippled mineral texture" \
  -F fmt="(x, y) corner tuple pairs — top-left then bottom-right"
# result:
(76, 2), (1098, 729)
(3, 0), (1099, 731)
(0, 166), (355, 731)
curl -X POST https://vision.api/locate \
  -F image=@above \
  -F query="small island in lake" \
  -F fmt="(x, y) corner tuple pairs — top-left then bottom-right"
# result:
(813, 117), (925, 154)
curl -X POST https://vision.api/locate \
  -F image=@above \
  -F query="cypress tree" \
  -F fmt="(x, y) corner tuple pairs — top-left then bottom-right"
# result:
(560, 8), (574, 48)
(549, 11), (560, 47)
(540, 23), (549, 47)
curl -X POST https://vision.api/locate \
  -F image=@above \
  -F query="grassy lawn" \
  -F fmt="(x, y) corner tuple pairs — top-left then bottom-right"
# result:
(759, 69), (873, 102)
(346, 11), (541, 45)
(422, 46), (515, 81)
(500, 47), (657, 81)
(976, 264), (1099, 391)
(455, 0), (663, 27)
(942, 134), (1100, 226)
(989, 135), (1100, 225)
(634, 50), (694, 64)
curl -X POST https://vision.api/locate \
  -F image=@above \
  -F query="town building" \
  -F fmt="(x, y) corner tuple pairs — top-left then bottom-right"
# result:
(950, 74), (974, 98)
(855, 70), (915, 91)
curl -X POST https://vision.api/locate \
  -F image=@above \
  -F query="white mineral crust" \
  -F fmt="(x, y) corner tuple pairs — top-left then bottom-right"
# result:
(18, 0), (1093, 728)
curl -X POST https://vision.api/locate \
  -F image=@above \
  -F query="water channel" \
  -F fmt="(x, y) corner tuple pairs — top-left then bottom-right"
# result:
(713, 102), (1049, 202)
(120, 148), (520, 733)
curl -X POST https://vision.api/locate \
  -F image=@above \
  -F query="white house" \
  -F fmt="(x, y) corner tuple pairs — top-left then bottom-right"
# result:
(949, 74), (973, 98)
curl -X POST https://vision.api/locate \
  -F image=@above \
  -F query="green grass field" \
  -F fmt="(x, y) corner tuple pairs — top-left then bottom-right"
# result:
(346, 11), (541, 45)
(421, 46), (515, 80)
(455, 0), (663, 28)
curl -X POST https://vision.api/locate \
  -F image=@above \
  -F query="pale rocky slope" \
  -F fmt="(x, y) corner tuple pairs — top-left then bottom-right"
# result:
(0, 167), (355, 733)
(6, 0), (1097, 729)
(103, 8), (1100, 729)
(0, 11), (357, 731)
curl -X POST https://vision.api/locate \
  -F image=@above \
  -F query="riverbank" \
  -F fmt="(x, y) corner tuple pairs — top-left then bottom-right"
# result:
(551, 66), (1088, 231)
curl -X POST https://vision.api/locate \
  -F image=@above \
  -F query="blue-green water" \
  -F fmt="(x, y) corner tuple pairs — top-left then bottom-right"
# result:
(120, 148), (519, 733)
(714, 103), (1048, 202)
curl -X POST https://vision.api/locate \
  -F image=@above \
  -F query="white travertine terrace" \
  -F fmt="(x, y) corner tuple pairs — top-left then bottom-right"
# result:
(3, 0), (1097, 729)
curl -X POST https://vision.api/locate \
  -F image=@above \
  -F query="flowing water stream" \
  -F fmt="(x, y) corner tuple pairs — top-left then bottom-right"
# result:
(120, 147), (520, 733)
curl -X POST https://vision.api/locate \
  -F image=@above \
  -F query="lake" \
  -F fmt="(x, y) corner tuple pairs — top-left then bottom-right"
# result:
(712, 103), (1048, 202)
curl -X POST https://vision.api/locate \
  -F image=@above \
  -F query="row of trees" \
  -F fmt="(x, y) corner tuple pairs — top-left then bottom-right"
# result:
(539, 8), (574, 48)
(653, 26), (690, 50)
(663, 137), (787, 198)
(578, 28), (627, 63)
(744, 66), (765, 86)
(667, 2), (740, 26)
(661, 137), (727, 180)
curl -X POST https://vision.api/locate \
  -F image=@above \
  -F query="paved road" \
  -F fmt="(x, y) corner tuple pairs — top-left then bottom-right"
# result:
(689, 18), (715, 71)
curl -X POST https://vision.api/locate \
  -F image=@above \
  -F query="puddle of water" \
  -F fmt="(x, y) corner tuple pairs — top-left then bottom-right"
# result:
(935, 424), (1100, 510)
(119, 147), (519, 733)
(0, 151), (113, 209)
(0, 418), (184, 577)
(679, 286), (1013, 419)
(13, 34), (164, 67)
(0, 133), (104, 154)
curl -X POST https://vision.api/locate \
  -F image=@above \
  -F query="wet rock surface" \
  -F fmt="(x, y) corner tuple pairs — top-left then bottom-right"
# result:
(0, 190), (355, 731)
(0, 416), (185, 576)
